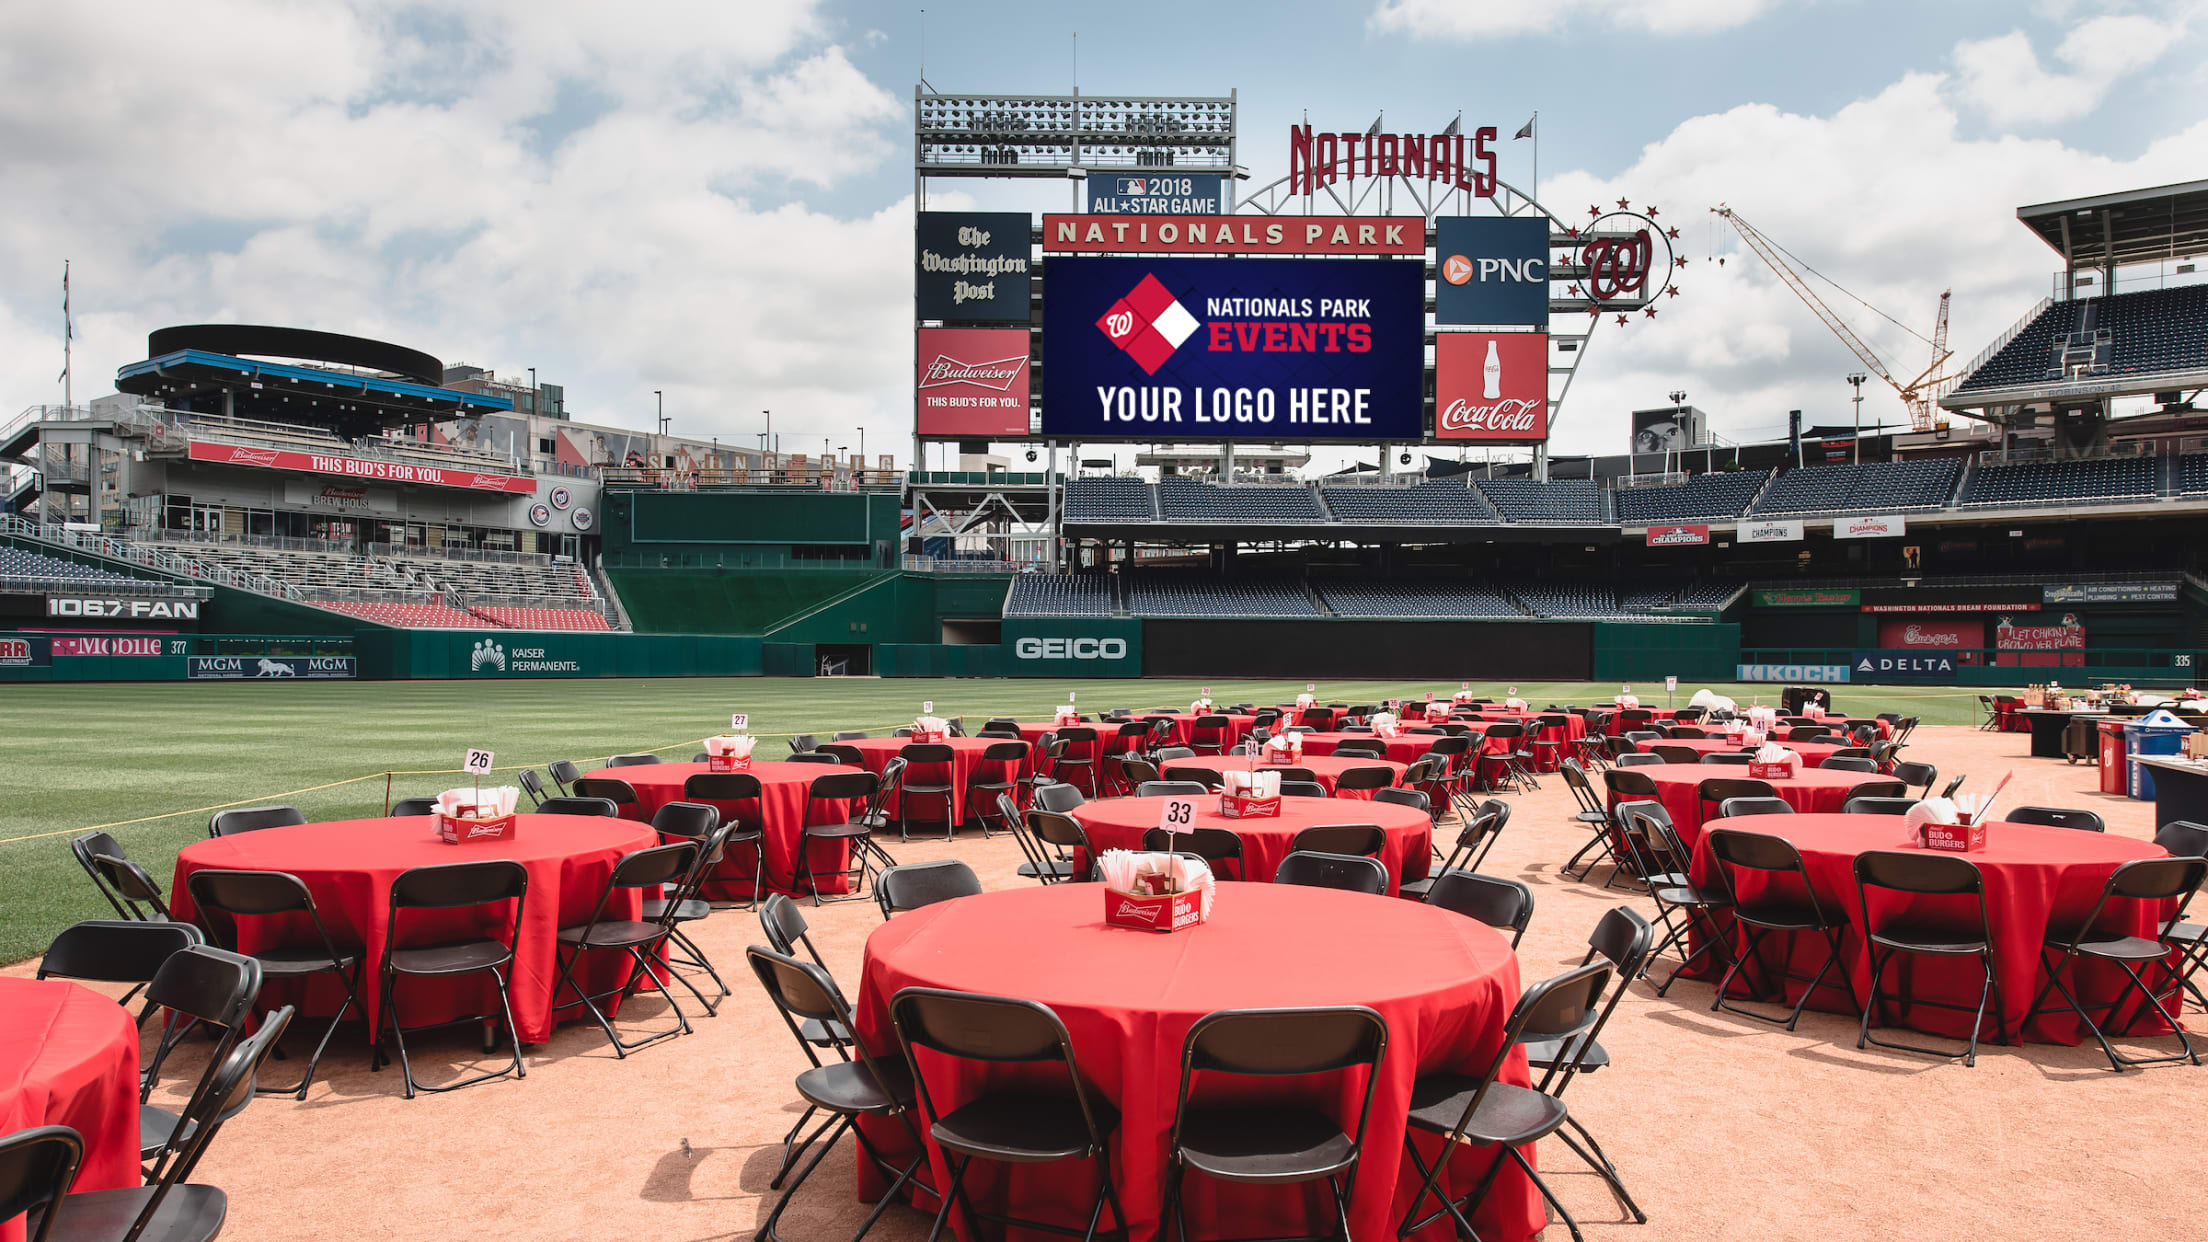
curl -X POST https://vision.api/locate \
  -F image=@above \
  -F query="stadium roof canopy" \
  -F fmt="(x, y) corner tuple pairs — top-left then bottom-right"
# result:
(115, 324), (511, 438)
(2018, 179), (2208, 270)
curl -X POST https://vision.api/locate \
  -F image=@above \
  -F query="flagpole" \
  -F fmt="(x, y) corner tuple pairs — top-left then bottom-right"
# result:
(61, 260), (71, 411)
(1530, 111), (1538, 206)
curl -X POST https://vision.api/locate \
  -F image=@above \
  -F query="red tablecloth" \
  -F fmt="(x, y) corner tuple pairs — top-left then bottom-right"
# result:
(170, 815), (657, 1044)
(1072, 794), (1431, 894)
(1636, 737), (1847, 767)
(1156, 754), (1407, 799)
(844, 736), (1018, 825)
(1623, 764), (1889, 836)
(855, 884), (1537, 1242)
(1684, 815), (2170, 1044)
(1296, 732), (1435, 764)
(1773, 719), (1892, 742)
(0, 980), (140, 1242)
(584, 760), (864, 898)
(1142, 712), (1260, 749)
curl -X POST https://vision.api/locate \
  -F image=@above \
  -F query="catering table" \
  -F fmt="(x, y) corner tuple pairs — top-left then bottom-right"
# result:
(854, 884), (1538, 1242)
(2018, 708), (2106, 759)
(583, 760), (866, 897)
(1684, 814), (2171, 1044)
(170, 814), (658, 1044)
(1157, 754), (1407, 798)
(1621, 764), (1896, 836)
(1294, 731), (1435, 764)
(0, 979), (140, 1242)
(1070, 794), (1431, 893)
(1636, 736), (1848, 767)
(843, 736), (1018, 824)
(2135, 755), (2208, 828)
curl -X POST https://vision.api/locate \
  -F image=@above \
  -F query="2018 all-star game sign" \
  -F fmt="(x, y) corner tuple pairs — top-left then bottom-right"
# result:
(1433, 332), (1546, 441)
(916, 328), (1032, 436)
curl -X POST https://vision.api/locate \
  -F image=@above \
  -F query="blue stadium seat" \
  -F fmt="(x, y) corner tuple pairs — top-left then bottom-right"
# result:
(1958, 455), (2158, 508)
(1613, 470), (1773, 524)
(1474, 479), (1604, 523)
(1064, 477), (1157, 520)
(1316, 479), (1500, 525)
(1750, 459), (1959, 516)
(1004, 573), (1116, 617)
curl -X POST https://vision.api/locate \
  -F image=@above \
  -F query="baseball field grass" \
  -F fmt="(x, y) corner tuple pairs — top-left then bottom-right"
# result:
(0, 676), (1990, 964)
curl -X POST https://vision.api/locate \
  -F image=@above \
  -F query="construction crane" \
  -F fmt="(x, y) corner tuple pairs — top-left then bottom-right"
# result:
(1712, 205), (1953, 431)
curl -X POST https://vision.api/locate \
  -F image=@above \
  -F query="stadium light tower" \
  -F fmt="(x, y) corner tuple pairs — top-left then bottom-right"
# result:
(1846, 372), (1868, 464)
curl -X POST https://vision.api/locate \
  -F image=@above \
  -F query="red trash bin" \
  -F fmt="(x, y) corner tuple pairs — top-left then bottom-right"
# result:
(2098, 720), (2130, 794)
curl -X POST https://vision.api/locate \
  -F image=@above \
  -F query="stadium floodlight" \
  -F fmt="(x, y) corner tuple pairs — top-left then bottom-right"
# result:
(1846, 373), (1869, 464)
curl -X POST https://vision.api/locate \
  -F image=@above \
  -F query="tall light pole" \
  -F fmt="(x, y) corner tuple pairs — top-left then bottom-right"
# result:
(1846, 373), (1868, 464)
(527, 366), (537, 416)
(1667, 390), (1687, 476)
(858, 426), (865, 475)
(654, 390), (666, 437)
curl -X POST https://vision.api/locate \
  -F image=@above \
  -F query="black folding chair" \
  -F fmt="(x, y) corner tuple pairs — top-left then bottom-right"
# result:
(547, 759), (582, 794)
(759, 895), (853, 1047)
(551, 841), (698, 1056)
(537, 796), (619, 817)
(746, 948), (933, 1242)
(1273, 851), (1387, 895)
(1853, 850), (2005, 1066)
(875, 859), (983, 918)
(81, 846), (174, 923)
(641, 803), (737, 1017)
(2154, 822), (2208, 1011)
(1522, 907), (1655, 1225)
(377, 859), (529, 1097)
(895, 743), (959, 841)
(607, 753), (663, 767)
(890, 987), (1127, 1242)
(1399, 801), (1506, 902)
(1817, 756), (1878, 773)
(1890, 760), (1939, 797)
(206, 806), (305, 838)
(681, 773), (768, 909)
(1397, 961), (1612, 1242)
(1424, 871), (1534, 947)
(968, 741), (1031, 837)
(793, 772), (890, 906)
(37, 921), (203, 1017)
(1164, 1007), (1389, 1242)
(1696, 777), (1776, 825)
(1054, 726), (1104, 796)
(136, 947), (262, 1177)
(569, 777), (642, 818)
(1143, 826), (1246, 881)
(1027, 810), (1095, 884)
(1289, 823), (1384, 859)
(1717, 796), (1794, 818)
(2023, 856), (2207, 1070)
(2007, 806), (2107, 833)
(1842, 796), (1918, 816)
(185, 869), (371, 1099)
(71, 832), (164, 922)
(1705, 829), (1861, 1031)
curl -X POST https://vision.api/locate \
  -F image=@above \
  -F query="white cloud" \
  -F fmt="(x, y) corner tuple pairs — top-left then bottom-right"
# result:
(1953, 15), (2183, 125)
(1370, 0), (1780, 39)
(1534, 70), (2208, 456)
(0, 0), (912, 456)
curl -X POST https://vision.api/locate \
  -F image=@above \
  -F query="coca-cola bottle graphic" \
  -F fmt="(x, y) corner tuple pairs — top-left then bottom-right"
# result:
(1482, 339), (1502, 400)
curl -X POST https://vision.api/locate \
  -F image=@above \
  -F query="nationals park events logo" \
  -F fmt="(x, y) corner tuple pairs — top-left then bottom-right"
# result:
(1095, 274), (1203, 375)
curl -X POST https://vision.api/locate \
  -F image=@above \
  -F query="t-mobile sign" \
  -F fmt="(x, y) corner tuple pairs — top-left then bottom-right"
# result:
(1433, 332), (1547, 441)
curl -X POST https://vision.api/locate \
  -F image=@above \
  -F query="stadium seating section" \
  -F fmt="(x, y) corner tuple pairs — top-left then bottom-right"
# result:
(1156, 478), (1327, 523)
(1956, 286), (2208, 393)
(1063, 477), (1157, 520)
(1475, 478), (1605, 524)
(1317, 580), (1528, 618)
(1, 545), (161, 589)
(1004, 571), (1748, 621)
(1750, 459), (1960, 515)
(1317, 480), (1501, 524)
(1004, 572), (1116, 617)
(1958, 455), (2158, 508)
(132, 541), (614, 630)
(1125, 571), (1320, 617)
(1613, 470), (1773, 524)
(2179, 453), (2208, 496)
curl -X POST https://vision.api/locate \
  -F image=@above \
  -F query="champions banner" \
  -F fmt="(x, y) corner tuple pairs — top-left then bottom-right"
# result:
(1039, 255), (1424, 441)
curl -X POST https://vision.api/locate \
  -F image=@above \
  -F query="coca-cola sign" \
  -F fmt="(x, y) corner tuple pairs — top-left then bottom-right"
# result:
(1434, 332), (1547, 441)
(915, 327), (1031, 437)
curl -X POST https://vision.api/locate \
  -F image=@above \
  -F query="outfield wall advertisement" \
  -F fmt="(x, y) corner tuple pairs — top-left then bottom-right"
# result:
(1001, 617), (1143, 678)
(1039, 255), (1425, 441)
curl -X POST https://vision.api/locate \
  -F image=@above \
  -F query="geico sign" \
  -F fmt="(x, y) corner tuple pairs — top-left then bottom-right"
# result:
(1015, 637), (1128, 661)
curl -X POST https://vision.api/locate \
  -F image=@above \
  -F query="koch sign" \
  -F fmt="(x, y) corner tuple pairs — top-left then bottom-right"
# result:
(916, 327), (1031, 437)
(1434, 332), (1546, 442)
(1039, 255), (1424, 441)
(187, 656), (357, 680)
(915, 211), (1032, 323)
(1736, 663), (1849, 683)
(1851, 651), (1957, 681)
(186, 441), (535, 493)
(1435, 217), (1550, 326)
(1086, 173), (1223, 215)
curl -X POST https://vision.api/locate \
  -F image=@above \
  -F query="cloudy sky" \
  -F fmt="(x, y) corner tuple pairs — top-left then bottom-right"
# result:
(3, 0), (2200, 466)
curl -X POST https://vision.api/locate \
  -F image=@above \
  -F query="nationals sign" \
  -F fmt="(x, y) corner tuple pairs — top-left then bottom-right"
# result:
(1645, 524), (1709, 547)
(915, 328), (1032, 437)
(186, 441), (535, 493)
(1434, 332), (1547, 441)
(1043, 215), (1422, 256)
(1040, 256), (1424, 441)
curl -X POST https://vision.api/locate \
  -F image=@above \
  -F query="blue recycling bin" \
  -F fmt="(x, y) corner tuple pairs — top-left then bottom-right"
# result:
(2125, 710), (2197, 800)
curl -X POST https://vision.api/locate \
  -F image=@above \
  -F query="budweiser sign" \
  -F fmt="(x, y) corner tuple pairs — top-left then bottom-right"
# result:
(1434, 332), (1547, 442)
(915, 327), (1031, 436)
(1646, 524), (1709, 546)
(184, 441), (535, 493)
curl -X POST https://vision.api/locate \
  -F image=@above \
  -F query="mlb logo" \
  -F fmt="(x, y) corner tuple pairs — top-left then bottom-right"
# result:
(1118, 177), (1147, 196)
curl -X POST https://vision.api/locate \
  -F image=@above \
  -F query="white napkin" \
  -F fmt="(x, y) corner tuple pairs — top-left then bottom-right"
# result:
(1223, 769), (1280, 798)
(1264, 734), (1303, 761)
(1371, 712), (1401, 738)
(1615, 695), (1638, 709)
(1424, 701), (1450, 720)
(1741, 728), (1765, 746)
(914, 715), (950, 736)
(1805, 703), (1826, 719)
(438, 786), (517, 817)
(703, 734), (755, 758)
(1296, 693), (1316, 708)
(1752, 744), (1800, 775)
(1904, 797), (1958, 841)
(1055, 705), (1081, 725)
(1951, 792), (1995, 824)
(1506, 697), (1528, 712)
(1097, 850), (1217, 916)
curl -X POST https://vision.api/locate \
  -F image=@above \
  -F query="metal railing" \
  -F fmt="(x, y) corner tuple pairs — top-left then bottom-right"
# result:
(0, 516), (306, 599)
(0, 572), (212, 599)
(367, 541), (555, 567)
(143, 529), (358, 556)
(901, 556), (1020, 574)
(602, 466), (902, 489)
(1955, 296), (2053, 382)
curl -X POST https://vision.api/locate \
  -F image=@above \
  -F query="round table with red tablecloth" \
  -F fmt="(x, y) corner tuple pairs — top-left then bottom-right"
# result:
(1070, 794), (1431, 894)
(854, 883), (1538, 1242)
(1619, 764), (1900, 836)
(1140, 711), (1261, 749)
(1635, 736), (1848, 767)
(843, 736), (1022, 825)
(1772, 718), (1892, 742)
(1683, 814), (2171, 1045)
(170, 814), (657, 1044)
(1295, 731), (1435, 764)
(0, 979), (140, 1242)
(582, 760), (866, 898)
(1156, 754), (1407, 798)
